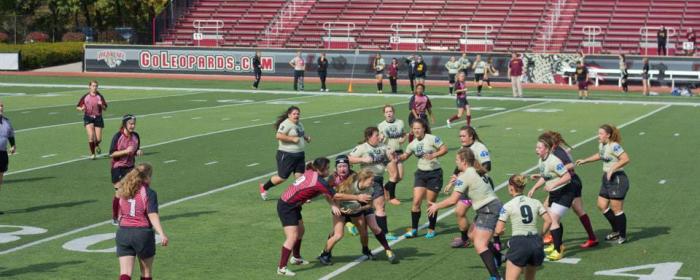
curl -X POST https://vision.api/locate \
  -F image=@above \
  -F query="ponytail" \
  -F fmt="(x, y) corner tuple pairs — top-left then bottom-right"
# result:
(306, 157), (330, 173)
(457, 148), (487, 176)
(600, 124), (622, 144)
(508, 174), (528, 192)
(274, 106), (300, 130)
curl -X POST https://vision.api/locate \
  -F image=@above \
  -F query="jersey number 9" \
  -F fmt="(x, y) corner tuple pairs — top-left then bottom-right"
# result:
(520, 205), (533, 224)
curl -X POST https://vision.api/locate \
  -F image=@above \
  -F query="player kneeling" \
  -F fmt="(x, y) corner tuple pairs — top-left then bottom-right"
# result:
(495, 175), (552, 280)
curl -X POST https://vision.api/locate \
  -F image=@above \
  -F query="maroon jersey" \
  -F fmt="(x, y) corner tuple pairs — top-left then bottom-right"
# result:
(119, 184), (158, 228)
(509, 58), (524, 76)
(388, 64), (399, 78)
(409, 94), (432, 117)
(455, 81), (467, 99)
(109, 129), (141, 168)
(281, 170), (335, 206)
(77, 93), (107, 117)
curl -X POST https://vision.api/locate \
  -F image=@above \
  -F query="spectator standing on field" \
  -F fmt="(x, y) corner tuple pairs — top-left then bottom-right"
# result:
(508, 53), (524, 98)
(290, 51), (305, 91)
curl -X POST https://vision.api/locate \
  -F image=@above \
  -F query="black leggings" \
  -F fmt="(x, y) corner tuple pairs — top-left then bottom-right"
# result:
(293, 70), (305, 90)
(253, 69), (262, 88)
(319, 71), (327, 90)
(389, 76), (397, 93)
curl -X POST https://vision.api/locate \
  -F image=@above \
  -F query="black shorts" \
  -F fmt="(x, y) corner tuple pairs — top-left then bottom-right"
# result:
(570, 173), (583, 197)
(276, 150), (305, 179)
(375, 70), (384, 75)
(83, 115), (104, 128)
(116, 227), (156, 258)
(372, 176), (385, 199)
(642, 73), (650, 80)
(456, 97), (468, 108)
(474, 73), (484, 81)
(414, 168), (443, 193)
(0, 151), (8, 173)
(415, 73), (426, 79)
(548, 184), (575, 208)
(578, 81), (588, 90)
(507, 235), (545, 267)
(599, 171), (629, 200)
(448, 74), (456, 84)
(277, 199), (302, 226)
(345, 206), (374, 218)
(111, 166), (134, 184)
(474, 199), (502, 231)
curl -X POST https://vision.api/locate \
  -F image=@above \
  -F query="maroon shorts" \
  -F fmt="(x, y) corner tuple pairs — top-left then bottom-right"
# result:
(578, 81), (588, 91)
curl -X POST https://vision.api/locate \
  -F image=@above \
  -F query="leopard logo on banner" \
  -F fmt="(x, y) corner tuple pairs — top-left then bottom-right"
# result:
(522, 53), (582, 84)
(97, 50), (127, 68)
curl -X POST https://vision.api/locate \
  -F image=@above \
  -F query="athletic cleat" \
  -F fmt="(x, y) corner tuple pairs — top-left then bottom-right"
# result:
(259, 183), (268, 201)
(543, 232), (553, 244)
(403, 229), (418, 238)
(317, 253), (333, 265)
(488, 86), (493, 89)
(325, 89), (330, 92)
(546, 246), (564, 261)
(424, 230), (437, 239)
(386, 250), (398, 264)
(385, 233), (398, 241)
(277, 266), (296, 276)
(111, 219), (119, 226)
(616, 237), (627, 244)
(580, 239), (599, 248)
(451, 237), (470, 248)
(605, 232), (620, 241)
(289, 256), (309, 265)
(362, 249), (375, 260)
(446, 119), (452, 128)
(345, 222), (359, 236)
(90, 154), (96, 160)
(544, 244), (555, 254)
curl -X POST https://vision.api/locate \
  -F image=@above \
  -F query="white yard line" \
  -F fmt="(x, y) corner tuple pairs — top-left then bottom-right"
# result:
(318, 104), (671, 279)
(15, 95), (316, 133)
(1, 82), (698, 107)
(0, 100), (546, 255)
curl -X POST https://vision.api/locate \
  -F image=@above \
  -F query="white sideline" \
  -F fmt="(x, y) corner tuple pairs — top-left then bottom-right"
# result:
(6, 100), (410, 177)
(15, 94), (317, 133)
(0, 100), (547, 255)
(2, 82), (699, 107)
(318, 104), (671, 279)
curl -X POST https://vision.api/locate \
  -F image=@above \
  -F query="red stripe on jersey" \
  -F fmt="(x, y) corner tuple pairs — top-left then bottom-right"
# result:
(281, 170), (334, 206)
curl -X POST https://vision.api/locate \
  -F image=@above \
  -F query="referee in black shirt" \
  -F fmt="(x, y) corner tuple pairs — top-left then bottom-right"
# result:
(657, 26), (667, 56)
(252, 50), (262, 90)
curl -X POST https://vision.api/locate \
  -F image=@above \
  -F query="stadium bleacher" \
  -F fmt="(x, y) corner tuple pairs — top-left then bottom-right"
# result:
(159, 0), (699, 55)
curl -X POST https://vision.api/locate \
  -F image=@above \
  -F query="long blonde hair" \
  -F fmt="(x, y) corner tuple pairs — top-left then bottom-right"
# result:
(457, 148), (487, 176)
(116, 163), (153, 199)
(336, 168), (375, 194)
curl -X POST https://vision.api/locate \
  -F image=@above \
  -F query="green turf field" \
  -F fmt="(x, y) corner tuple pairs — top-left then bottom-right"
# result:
(0, 76), (698, 280)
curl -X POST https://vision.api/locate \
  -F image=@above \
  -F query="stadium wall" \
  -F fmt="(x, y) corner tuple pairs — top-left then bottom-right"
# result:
(84, 45), (700, 85)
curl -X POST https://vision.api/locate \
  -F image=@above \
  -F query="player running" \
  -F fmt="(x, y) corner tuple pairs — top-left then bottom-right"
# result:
(378, 105), (406, 206)
(76, 80), (107, 160)
(275, 157), (370, 276)
(446, 72), (472, 128)
(260, 106), (311, 200)
(115, 163), (168, 280)
(349, 127), (399, 241)
(427, 148), (503, 280)
(407, 84), (434, 142)
(109, 114), (142, 225)
(400, 119), (448, 239)
(495, 175), (551, 280)
(576, 124), (631, 244)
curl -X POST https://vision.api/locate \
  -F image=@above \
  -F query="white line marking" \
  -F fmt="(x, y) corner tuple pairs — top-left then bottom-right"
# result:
(546, 258), (582, 264)
(674, 133), (680, 136)
(319, 104), (671, 280)
(344, 122), (352, 125)
(41, 154), (57, 158)
(48, 112), (59, 115)
(21, 111), (31, 114)
(246, 163), (260, 167)
(659, 179), (667, 184)
(537, 128), (543, 131)
(221, 118), (230, 121)
(0, 100), (546, 255)
(162, 116), (172, 119)
(639, 132), (646, 135)
(1, 82), (698, 106)
(313, 121), (321, 124)
(191, 117), (202, 120)
(505, 127), (512, 130)
(570, 129), (577, 133)
(163, 160), (177, 164)
(205, 161), (218, 165)
(191, 99), (208, 102)
(15, 95), (315, 133)
(251, 119), (261, 122)
(4, 90), (207, 112)
(5, 100), (410, 177)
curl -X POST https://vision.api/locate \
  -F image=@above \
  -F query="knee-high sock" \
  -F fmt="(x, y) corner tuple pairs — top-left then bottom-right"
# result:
(477, 85), (482, 93)
(428, 210), (438, 230)
(263, 179), (275, 191)
(448, 115), (460, 122)
(579, 214), (596, 240)
(374, 231), (391, 250)
(411, 211), (421, 230)
(112, 197), (119, 220)
(479, 250), (501, 278)
(376, 215), (389, 234)
(449, 86), (454, 94)
(279, 246), (292, 268)
(384, 181), (397, 199)
(552, 223), (564, 252)
(292, 239), (302, 258)
(603, 208), (617, 232)
(89, 141), (95, 154)
(615, 212), (627, 238)
(120, 275), (131, 280)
